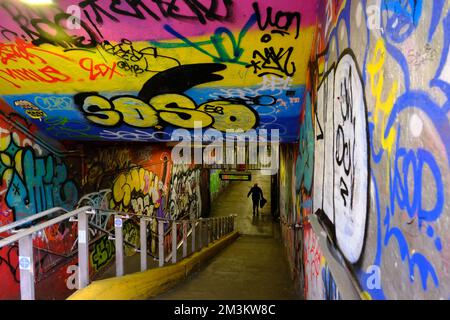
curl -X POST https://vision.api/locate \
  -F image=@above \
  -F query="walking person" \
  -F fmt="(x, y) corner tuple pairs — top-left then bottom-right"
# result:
(247, 183), (264, 216)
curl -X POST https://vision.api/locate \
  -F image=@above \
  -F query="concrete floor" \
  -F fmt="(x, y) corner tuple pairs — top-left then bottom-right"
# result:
(156, 171), (299, 300)
(94, 171), (299, 300)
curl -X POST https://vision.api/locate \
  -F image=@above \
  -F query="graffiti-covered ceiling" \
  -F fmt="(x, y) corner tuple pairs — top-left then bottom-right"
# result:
(0, 0), (318, 142)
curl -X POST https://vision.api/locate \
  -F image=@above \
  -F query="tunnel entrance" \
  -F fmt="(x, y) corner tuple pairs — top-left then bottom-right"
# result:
(156, 170), (297, 300)
(209, 170), (276, 237)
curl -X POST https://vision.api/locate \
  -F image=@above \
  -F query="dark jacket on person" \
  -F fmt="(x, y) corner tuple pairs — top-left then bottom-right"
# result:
(247, 186), (263, 202)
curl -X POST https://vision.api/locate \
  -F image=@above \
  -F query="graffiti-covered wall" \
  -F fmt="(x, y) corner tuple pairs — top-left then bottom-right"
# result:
(210, 169), (229, 203)
(169, 165), (202, 220)
(282, 0), (450, 300)
(279, 143), (341, 300)
(80, 144), (171, 217)
(0, 101), (82, 299)
(78, 143), (173, 274)
(0, 0), (319, 143)
(0, 133), (206, 299)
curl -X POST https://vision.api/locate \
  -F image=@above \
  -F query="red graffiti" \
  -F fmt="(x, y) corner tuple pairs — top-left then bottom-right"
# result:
(0, 65), (72, 88)
(0, 245), (20, 299)
(0, 38), (73, 66)
(79, 58), (123, 80)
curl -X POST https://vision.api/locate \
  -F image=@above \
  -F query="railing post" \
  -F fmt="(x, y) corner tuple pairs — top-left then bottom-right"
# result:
(77, 209), (90, 289)
(198, 219), (203, 249)
(158, 220), (164, 267)
(225, 216), (228, 234)
(172, 221), (177, 264)
(218, 217), (221, 238)
(18, 234), (34, 300)
(220, 217), (223, 237)
(191, 220), (196, 253)
(140, 217), (147, 272)
(206, 219), (210, 246)
(215, 218), (219, 240)
(209, 219), (212, 244)
(214, 218), (218, 240)
(182, 220), (187, 258)
(114, 215), (124, 277)
(217, 218), (220, 239)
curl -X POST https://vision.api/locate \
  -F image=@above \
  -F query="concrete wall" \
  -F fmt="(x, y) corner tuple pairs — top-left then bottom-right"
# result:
(280, 0), (450, 300)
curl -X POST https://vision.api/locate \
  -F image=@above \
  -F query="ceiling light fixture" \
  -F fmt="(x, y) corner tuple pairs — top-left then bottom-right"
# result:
(20, 0), (54, 5)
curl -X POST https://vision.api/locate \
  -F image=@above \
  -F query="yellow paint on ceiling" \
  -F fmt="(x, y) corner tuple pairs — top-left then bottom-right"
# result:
(0, 27), (315, 95)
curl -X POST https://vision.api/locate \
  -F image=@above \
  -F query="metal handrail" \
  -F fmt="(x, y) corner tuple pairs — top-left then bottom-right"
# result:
(161, 215), (236, 264)
(164, 220), (199, 263)
(0, 204), (236, 300)
(0, 207), (68, 234)
(86, 223), (158, 259)
(0, 206), (93, 300)
(95, 208), (196, 223)
(0, 207), (92, 248)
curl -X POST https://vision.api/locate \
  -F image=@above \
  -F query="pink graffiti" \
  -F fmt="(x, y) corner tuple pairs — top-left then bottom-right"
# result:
(0, 1), (319, 44)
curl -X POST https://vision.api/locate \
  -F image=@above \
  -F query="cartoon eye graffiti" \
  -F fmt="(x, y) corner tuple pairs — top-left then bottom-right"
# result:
(197, 100), (259, 132)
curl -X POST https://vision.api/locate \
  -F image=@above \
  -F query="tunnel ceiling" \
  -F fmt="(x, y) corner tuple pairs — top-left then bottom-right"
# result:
(0, 0), (318, 143)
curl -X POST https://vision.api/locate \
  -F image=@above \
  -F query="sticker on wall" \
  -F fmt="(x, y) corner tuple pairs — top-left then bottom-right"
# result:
(14, 100), (46, 120)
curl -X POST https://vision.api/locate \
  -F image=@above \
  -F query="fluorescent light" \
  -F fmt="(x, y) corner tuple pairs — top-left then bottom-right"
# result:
(20, 0), (54, 5)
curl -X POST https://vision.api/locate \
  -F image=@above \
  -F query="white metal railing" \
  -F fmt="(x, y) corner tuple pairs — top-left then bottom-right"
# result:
(0, 207), (68, 234)
(107, 211), (237, 272)
(0, 206), (94, 300)
(0, 206), (237, 300)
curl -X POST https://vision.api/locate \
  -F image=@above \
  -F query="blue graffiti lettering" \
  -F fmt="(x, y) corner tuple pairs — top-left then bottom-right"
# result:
(1, 139), (78, 221)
